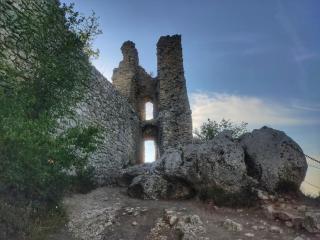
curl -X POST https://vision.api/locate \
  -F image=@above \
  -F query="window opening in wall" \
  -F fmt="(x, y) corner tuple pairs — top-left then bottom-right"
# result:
(145, 102), (153, 120)
(144, 140), (155, 162)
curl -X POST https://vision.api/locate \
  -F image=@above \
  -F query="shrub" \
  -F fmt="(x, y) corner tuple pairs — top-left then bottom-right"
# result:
(194, 118), (248, 141)
(0, 1), (102, 238)
(0, 0), (101, 204)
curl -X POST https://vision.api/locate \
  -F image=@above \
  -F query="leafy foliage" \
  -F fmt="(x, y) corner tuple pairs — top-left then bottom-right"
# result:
(0, 0), (102, 205)
(194, 118), (248, 140)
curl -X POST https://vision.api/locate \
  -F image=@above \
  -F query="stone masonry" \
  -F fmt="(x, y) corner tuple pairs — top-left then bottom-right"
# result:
(1, 0), (192, 183)
(74, 68), (140, 184)
(112, 35), (193, 163)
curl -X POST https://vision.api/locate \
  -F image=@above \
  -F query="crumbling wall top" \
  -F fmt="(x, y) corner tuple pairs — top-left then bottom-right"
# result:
(157, 34), (181, 48)
(121, 41), (139, 66)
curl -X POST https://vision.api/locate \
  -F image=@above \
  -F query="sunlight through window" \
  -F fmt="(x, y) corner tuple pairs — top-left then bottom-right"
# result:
(144, 140), (155, 162)
(145, 102), (153, 120)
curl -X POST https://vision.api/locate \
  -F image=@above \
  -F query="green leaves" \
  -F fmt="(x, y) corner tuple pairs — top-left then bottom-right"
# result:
(0, 1), (102, 203)
(194, 118), (248, 141)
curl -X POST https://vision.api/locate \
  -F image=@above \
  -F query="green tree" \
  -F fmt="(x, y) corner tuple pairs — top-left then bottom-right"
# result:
(194, 118), (248, 141)
(0, 1), (102, 204)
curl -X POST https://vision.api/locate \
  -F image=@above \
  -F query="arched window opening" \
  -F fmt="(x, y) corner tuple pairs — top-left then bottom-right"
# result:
(144, 140), (156, 162)
(145, 102), (154, 120)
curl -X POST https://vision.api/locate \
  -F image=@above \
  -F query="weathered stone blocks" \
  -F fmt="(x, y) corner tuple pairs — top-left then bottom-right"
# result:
(112, 35), (193, 163)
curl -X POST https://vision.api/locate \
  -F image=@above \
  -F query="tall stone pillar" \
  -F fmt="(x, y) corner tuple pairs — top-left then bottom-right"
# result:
(157, 35), (193, 153)
(112, 41), (139, 111)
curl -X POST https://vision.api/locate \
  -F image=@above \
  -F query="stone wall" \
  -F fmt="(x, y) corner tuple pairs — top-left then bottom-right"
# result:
(0, 0), (140, 185)
(112, 41), (159, 163)
(1, 0), (193, 182)
(112, 35), (193, 162)
(157, 35), (193, 153)
(76, 68), (140, 184)
(0, 0), (50, 80)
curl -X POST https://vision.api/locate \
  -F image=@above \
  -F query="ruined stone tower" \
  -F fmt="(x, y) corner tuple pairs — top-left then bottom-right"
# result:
(112, 35), (192, 163)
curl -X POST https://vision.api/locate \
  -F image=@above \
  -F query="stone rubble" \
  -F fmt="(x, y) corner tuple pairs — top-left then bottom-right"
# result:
(67, 206), (119, 240)
(146, 209), (209, 240)
(302, 211), (320, 233)
(270, 225), (283, 234)
(260, 191), (320, 234)
(244, 232), (255, 237)
(223, 219), (243, 231)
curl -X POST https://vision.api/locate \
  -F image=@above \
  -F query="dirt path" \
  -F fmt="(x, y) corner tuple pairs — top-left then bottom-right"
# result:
(51, 187), (318, 240)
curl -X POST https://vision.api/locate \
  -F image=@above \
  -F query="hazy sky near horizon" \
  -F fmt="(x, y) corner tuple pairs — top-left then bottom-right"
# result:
(61, 0), (320, 195)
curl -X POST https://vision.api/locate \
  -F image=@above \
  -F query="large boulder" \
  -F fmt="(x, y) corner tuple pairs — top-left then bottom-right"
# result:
(181, 131), (251, 194)
(117, 163), (152, 186)
(239, 126), (307, 192)
(153, 131), (251, 195)
(122, 131), (254, 200)
(127, 174), (194, 200)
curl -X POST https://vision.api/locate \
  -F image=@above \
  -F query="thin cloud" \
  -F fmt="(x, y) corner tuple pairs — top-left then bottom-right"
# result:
(292, 104), (320, 112)
(291, 99), (320, 112)
(293, 51), (318, 62)
(190, 92), (318, 129)
(210, 33), (262, 44)
(274, 0), (318, 98)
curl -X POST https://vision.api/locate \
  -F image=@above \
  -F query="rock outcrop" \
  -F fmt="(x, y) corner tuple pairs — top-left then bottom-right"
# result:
(240, 126), (308, 192)
(121, 127), (308, 200)
(121, 131), (254, 200)
(127, 174), (193, 200)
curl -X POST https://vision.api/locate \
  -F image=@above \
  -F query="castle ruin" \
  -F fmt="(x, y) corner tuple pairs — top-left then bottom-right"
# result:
(112, 35), (193, 163)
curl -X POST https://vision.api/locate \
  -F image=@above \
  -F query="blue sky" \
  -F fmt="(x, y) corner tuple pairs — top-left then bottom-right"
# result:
(61, 0), (320, 195)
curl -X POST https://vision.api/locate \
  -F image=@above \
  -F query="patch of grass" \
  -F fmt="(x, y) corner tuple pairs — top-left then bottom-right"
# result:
(0, 198), (31, 240)
(0, 187), (68, 240)
(199, 186), (258, 208)
(29, 205), (67, 240)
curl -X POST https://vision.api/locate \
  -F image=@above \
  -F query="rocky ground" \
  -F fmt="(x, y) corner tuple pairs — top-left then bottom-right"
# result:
(47, 187), (319, 240)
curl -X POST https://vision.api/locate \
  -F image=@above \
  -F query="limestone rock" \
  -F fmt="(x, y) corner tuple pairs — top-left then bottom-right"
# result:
(118, 163), (152, 186)
(294, 237), (304, 240)
(67, 206), (118, 240)
(244, 233), (255, 237)
(264, 204), (304, 229)
(147, 210), (208, 240)
(131, 221), (138, 226)
(127, 174), (193, 200)
(257, 190), (269, 201)
(175, 215), (207, 240)
(156, 131), (252, 194)
(302, 211), (320, 233)
(270, 225), (283, 234)
(223, 219), (243, 231)
(240, 126), (307, 192)
(124, 132), (254, 200)
(181, 131), (251, 194)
